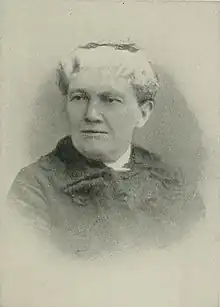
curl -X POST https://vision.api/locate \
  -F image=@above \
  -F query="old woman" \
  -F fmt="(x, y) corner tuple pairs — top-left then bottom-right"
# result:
(4, 42), (204, 258)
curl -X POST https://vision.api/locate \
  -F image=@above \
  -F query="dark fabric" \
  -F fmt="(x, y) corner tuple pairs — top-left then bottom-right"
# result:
(6, 136), (205, 258)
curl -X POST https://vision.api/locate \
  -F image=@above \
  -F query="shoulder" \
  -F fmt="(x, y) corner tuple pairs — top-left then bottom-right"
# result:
(16, 136), (73, 180)
(132, 144), (161, 163)
(133, 146), (205, 241)
(9, 136), (77, 199)
(10, 145), (64, 195)
(132, 145), (184, 189)
(14, 154), (58, 184)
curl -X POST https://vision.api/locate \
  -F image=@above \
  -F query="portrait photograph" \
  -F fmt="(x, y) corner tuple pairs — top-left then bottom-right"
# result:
(0, 1), (220, 307)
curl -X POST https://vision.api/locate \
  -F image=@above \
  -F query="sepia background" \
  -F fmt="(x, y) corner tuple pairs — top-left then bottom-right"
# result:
(1, 1), (220, 307)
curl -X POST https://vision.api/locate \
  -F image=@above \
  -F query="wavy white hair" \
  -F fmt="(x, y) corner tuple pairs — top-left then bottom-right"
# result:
(56, 42), (160, 106)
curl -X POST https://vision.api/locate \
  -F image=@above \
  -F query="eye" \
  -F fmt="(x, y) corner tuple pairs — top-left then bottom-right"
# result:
(73, 94), (83, 101)
(69, 92), (88, 102)
(100, 94), (123, 104)
(107, 97), (119, 103)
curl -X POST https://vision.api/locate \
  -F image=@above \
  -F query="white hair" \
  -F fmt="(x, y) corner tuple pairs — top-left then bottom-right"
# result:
(56, 42), (160, 105)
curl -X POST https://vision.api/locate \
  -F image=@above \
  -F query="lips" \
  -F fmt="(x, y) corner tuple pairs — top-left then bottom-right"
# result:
(81, 130), (108, 134)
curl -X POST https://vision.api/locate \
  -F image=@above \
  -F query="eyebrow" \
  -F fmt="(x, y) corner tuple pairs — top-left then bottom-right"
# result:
(98, 90), (125, 99)
(68, 88), (125, 99)
(68, 88), (88, 96)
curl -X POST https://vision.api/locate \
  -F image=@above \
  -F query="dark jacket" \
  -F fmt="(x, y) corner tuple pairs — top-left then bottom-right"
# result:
(6, 136), (205, 258)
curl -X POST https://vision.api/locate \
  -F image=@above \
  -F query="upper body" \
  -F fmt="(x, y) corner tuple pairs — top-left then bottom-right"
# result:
(6, 135), (204, 258)
(4, 42), (205, 259)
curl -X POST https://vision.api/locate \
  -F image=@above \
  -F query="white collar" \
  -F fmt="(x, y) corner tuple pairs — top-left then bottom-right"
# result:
(104, 146), (131, 171)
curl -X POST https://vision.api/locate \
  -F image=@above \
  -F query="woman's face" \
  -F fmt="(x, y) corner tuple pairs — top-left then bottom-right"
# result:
(65, 68), (148, 162)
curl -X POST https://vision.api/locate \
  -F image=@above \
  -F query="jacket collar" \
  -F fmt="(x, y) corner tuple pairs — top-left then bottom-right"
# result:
(53, 135), (169, 175)
(54, 135), (147, 168)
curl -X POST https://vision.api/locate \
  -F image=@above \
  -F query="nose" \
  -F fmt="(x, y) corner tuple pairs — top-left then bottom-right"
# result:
(84, 98), (102, 122)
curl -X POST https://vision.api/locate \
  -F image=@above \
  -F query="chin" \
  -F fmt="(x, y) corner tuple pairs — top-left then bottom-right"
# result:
(72, 136), (119, 162)
(82, 149), (111, 162)
(77, 141), (106, 157)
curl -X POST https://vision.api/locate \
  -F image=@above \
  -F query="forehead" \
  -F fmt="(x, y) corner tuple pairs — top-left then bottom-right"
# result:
(68, 68), (135, 96)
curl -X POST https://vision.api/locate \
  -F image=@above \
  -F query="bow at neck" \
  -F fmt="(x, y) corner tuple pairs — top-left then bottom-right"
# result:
(53, 136), (182, 212)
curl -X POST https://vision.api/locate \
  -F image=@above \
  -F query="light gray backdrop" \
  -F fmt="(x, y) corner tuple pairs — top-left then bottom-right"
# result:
(1, 2), (220, 307)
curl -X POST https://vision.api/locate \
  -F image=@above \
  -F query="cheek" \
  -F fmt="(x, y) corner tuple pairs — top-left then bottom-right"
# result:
(107, 109), (138, 136)
(119, 104), (141, 125)
(66, 103), (84, 126)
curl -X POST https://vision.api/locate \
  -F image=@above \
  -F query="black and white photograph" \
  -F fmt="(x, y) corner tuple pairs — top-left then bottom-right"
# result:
(1, 2), (220, 307)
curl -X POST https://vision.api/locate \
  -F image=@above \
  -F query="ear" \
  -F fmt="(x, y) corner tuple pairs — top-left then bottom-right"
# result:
(56, 62), (69, 96)
(136, 100), (154, 128)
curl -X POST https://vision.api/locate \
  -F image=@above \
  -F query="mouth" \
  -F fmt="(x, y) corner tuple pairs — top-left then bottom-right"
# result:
(81, 130), (108, 135)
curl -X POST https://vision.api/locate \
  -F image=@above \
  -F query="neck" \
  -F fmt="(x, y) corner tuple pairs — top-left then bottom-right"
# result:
(70, 135), (132, 163)
(104, 145), (131, 171)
